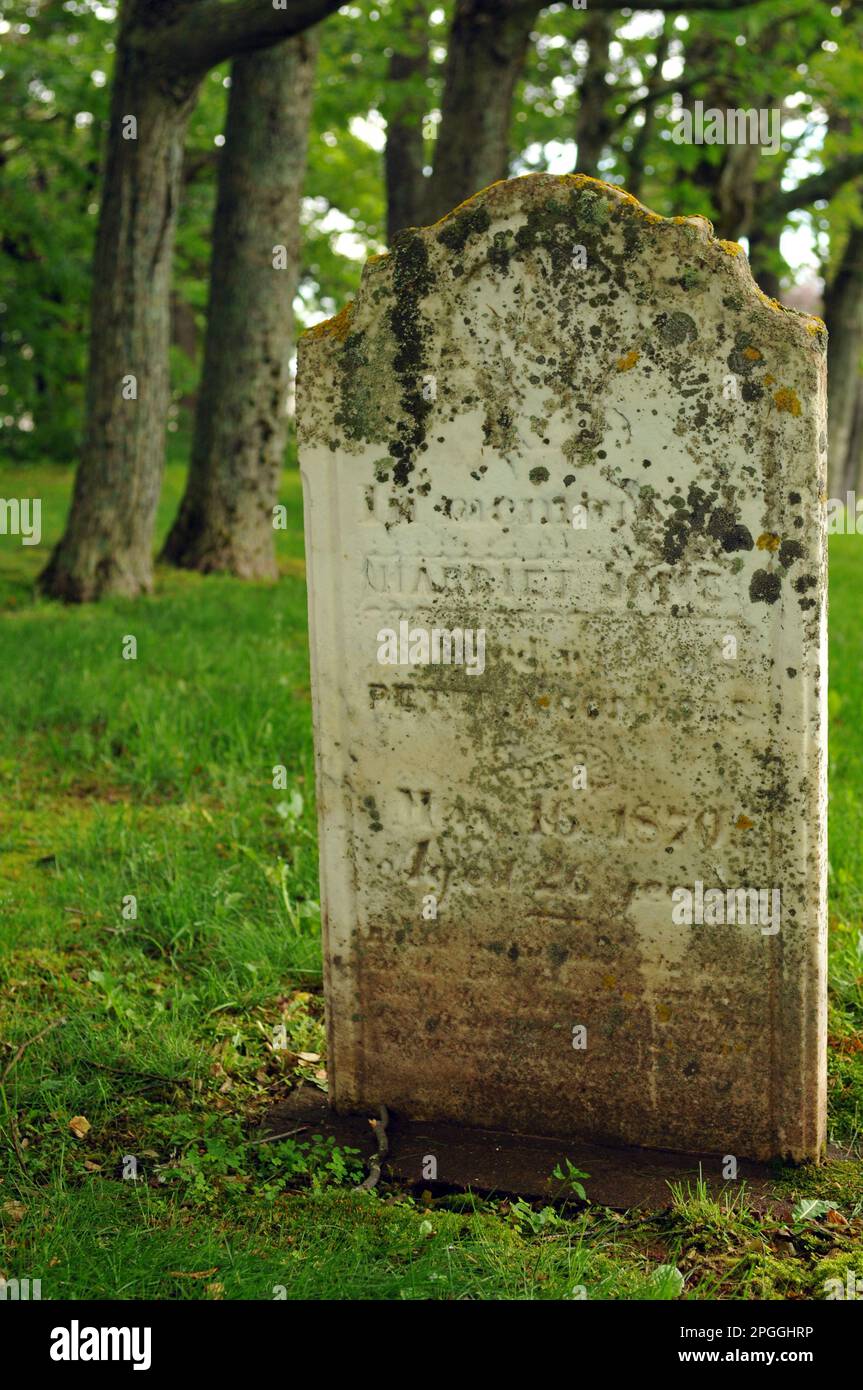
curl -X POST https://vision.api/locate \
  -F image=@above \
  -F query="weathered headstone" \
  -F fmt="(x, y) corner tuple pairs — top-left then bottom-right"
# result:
(298, 174), (827, 1162)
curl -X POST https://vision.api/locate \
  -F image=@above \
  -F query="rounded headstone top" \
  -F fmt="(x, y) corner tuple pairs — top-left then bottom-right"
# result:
(298, 172), (826, 491)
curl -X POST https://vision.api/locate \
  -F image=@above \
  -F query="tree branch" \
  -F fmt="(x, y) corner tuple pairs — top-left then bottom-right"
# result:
(612, 69), (719, 130)
(132, 0), (345, 77)
(761, 154), (863, 222)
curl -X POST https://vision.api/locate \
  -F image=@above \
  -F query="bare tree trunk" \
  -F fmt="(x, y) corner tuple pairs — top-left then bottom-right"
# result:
(383, 0), (431, 241)
(162, 33), (318, 579)
(625, 23), (670, 200)
(574, 12), (613, 177)
(714, 139), (762, 240)
(424, 0), (539, 224)
(39, 0), (342, 603)
(824, 222), (863, 498)
(38, 11), (199, 601)
(746, 221), (785, 301)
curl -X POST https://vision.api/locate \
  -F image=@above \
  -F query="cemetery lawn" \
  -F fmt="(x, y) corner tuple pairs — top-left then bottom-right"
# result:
(0, 458), (861, 1302)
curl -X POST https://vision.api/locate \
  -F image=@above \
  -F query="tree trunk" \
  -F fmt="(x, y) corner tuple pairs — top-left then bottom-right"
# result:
(162, 34), (318, 579)
(746, 221), (784, 302)
(574, 12), (613, 178)
(383, 0), (431, 241)
(824, 222), (863, 498)
(625, 23), (670, 200)
(39, 9), (200, 601)
(714, 138), (762, 241)
(38, 0), (343, 603)
(424, 0), (540, 224)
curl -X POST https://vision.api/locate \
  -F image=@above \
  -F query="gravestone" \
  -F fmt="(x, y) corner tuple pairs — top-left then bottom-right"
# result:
(297, 173), (828, 1163)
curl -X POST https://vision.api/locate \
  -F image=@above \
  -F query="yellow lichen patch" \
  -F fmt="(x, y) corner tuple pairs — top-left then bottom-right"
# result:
(755, 286), (782, 312)
(536, 695), (550, 709)
(616, 349), (640, 372)
(756, 532), (781, 552)
(602, 974), (617, 991)
(735, 814), (754, 831)
(764, 374), (776, 387)
(805, 318), (826, 336)
(743, 346), (762, 361)
(774, 387), (801, 416)
(718, 239), (744, 257)
(301, 300), (354, 344)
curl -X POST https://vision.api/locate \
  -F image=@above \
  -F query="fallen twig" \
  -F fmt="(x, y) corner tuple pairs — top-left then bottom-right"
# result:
(247, 1125), (309, 1147)
(1, 1017), (67, 1085)
(355, 1104), (389, 1192)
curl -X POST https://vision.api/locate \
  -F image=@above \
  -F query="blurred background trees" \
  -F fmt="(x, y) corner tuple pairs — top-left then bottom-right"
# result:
(1, 0), (861, 599)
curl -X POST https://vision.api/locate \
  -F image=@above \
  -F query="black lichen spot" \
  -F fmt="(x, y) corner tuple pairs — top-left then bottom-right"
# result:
(750, 570), (781, 604)
(663, 516), (690, 564)
(513, 194), (611, 283)
(786, 667), (797, 678)
(779, 539), (805, 568)
(529, 466), (550, 485)
(686, 482), (712, 532)
(656, 310), (697, 346)
(721, 524), (754, 552)
(387, 231), (435, 483)
(793, 574), (817, 594)
(706, 506), (753, 552)
(437, 205), (491, 254)
(487, 229), (512, 274)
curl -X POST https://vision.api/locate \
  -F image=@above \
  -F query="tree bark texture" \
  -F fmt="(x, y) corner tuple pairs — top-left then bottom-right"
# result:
(40, 0), (341, 601)
(162, 32), (318, 579)
(383, 0), (431, 241)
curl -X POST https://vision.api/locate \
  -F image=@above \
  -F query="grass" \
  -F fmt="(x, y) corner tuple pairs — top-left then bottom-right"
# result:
(0, 456), (861, 1300)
